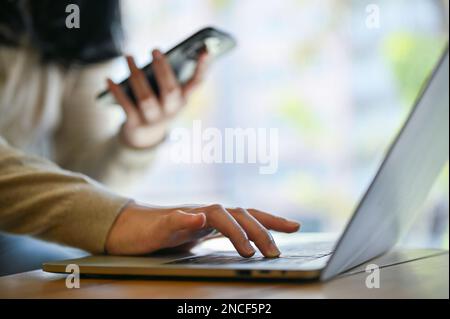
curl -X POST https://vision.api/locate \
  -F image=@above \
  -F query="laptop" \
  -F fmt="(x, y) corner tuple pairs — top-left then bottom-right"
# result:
(43, 46), (449, 282)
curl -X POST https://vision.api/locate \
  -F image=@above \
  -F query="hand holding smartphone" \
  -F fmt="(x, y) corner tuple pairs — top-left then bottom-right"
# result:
(97, 27), (236, 104)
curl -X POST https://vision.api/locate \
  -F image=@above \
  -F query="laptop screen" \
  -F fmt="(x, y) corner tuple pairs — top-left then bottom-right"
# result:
(321, 46), (449, 281)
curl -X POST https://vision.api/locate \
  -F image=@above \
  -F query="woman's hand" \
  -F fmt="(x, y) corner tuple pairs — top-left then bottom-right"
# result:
(105, 203), (301, 258)
(107, 49), (208, 149)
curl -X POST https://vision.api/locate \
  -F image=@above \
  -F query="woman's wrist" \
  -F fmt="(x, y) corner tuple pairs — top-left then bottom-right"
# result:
(105, 202), (153, 255)
(118, 123), (168, 150)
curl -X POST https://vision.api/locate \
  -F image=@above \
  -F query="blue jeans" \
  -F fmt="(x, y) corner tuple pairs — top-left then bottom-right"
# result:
(0, 233), (87, 276)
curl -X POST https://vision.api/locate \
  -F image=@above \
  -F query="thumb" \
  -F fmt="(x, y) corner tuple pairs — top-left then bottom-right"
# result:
(165, 210), (206, 232)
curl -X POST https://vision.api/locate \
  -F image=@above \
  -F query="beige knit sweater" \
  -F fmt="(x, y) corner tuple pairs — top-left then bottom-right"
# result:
(0, 46), (156, 253)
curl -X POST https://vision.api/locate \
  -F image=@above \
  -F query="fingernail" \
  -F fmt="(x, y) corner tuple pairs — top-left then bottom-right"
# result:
(289, 221), (301, 230)
(152, 49), (162, 59)
(200, 52), (209, 61)
(244, 242), (256, 256)
(282, 217), (300, 227)
(126, 56), (137, 68)
(267, 243), (281, 258)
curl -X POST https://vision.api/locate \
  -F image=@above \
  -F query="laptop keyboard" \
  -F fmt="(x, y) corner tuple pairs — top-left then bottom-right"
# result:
(167, 241), (335, 266)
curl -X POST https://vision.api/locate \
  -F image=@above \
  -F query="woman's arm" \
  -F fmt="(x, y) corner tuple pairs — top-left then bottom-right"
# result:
(54, 50), (208, 194)
(0, 136), (301, 257)
(53, 59), (157, 194)
(0, 136), (130, 253)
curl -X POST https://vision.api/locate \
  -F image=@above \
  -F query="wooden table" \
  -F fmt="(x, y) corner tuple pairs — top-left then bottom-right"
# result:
(0, 249), (447, 299)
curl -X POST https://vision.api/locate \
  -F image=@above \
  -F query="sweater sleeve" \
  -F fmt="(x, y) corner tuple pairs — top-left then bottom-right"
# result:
(0, 136), (131, 254)
(53, 60), (157, 194)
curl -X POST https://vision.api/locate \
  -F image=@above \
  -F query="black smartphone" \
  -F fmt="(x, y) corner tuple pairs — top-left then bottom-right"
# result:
(97, 27), (236, 104)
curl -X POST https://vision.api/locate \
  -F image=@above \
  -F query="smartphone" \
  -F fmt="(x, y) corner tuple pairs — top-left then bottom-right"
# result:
(97, 27), (236, 104)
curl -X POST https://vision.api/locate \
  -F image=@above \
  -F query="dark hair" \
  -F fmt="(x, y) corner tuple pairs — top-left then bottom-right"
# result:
(0, 0), (123, 65)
